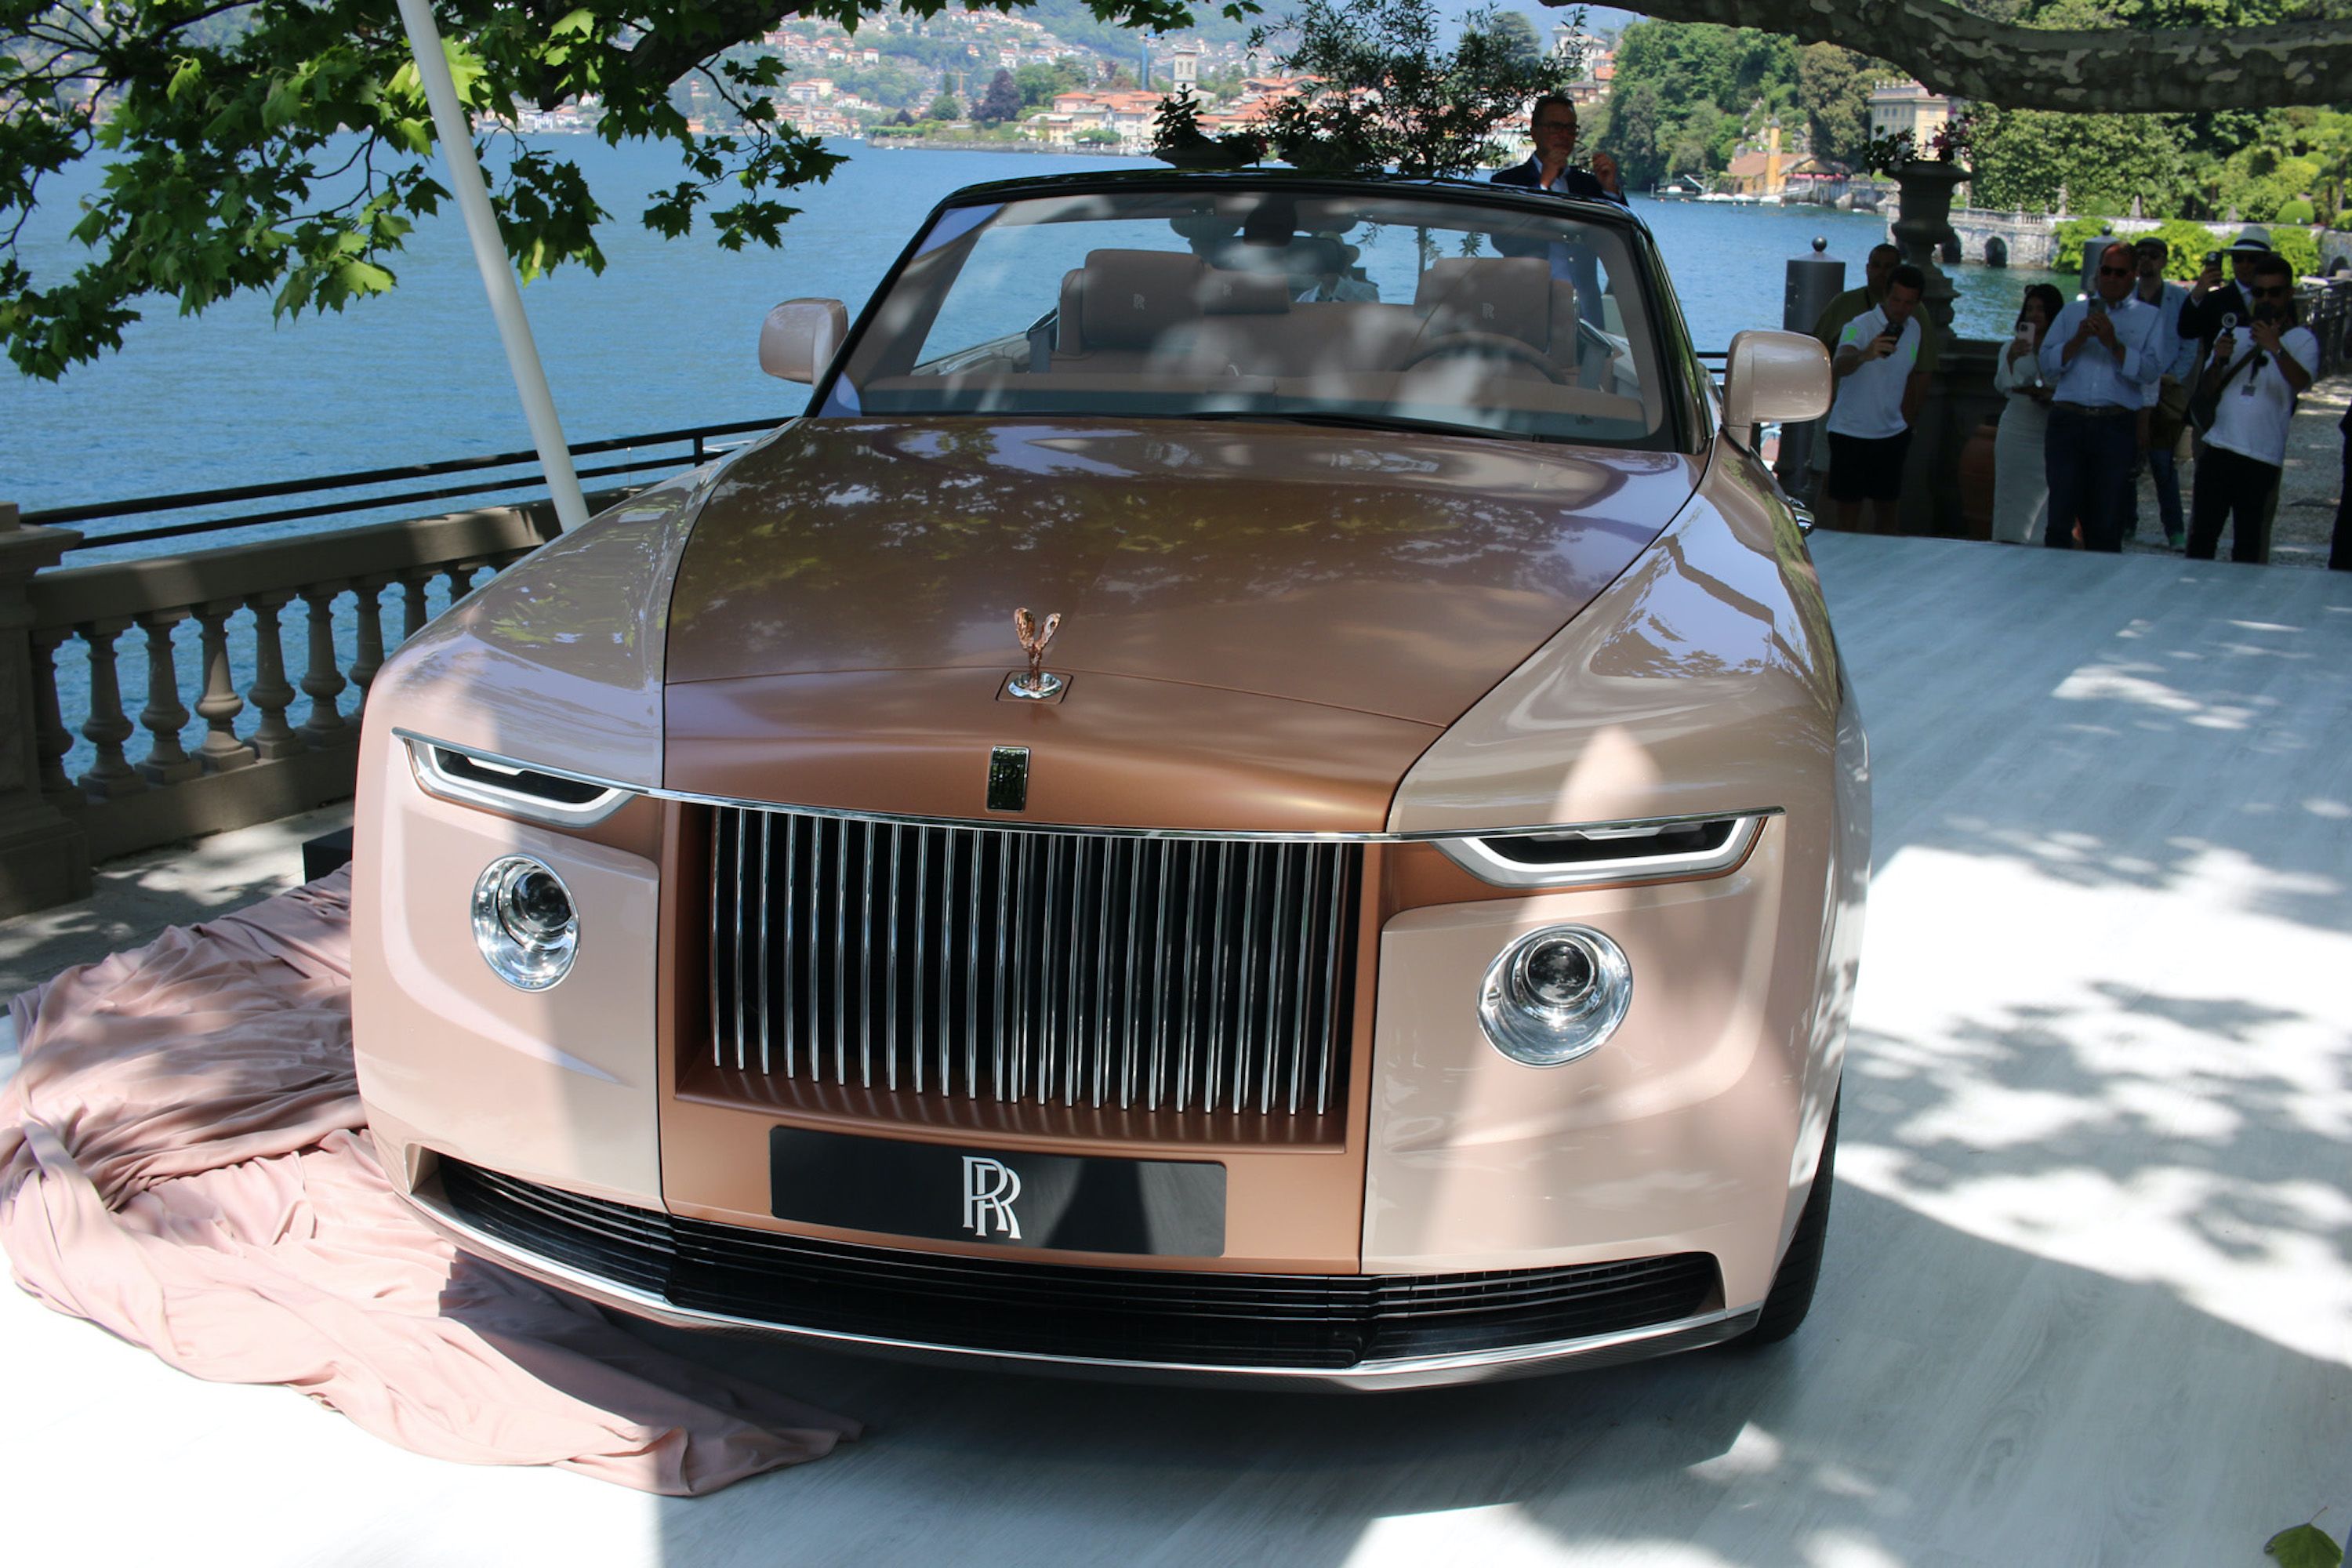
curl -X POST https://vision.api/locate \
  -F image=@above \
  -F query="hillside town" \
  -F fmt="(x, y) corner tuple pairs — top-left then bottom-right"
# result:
(505, 9), (1617, 155)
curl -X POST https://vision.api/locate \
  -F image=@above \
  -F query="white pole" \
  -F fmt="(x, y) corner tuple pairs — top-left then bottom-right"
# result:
(392, 0), (590, 532)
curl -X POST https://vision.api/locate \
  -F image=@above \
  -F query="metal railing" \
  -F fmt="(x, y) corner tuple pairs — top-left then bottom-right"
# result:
(21, 419), (774, 553)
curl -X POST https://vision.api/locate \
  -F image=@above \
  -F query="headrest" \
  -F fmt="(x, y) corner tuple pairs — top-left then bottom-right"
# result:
(1197, 270), (1292, 315)
(1414, 257), (1558, 350)
(1204, 235), (1348, 278)
(1062, 249), (1206, 351)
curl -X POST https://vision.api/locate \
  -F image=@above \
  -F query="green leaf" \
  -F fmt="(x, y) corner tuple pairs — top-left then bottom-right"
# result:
(2269, 1524), (2346, 1568)
(166, 56), (203, 103)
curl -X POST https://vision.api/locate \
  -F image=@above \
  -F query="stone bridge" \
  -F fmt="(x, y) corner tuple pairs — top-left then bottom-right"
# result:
(1940, 207), (2060, 269)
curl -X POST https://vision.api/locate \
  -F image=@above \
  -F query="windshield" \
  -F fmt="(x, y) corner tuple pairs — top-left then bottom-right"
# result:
(818, 186), (1678, 447)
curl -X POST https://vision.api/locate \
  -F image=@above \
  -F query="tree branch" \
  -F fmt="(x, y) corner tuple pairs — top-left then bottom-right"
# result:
(1540, 0), (2352, 114)
(624, 0), (806, 95)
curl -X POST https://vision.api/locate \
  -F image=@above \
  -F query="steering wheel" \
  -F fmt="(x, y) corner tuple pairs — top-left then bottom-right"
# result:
(1399, 332), (1566, 383)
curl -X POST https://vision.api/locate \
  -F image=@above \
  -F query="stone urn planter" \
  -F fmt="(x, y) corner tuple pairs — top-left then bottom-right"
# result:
(1886, 160), (1971, 331)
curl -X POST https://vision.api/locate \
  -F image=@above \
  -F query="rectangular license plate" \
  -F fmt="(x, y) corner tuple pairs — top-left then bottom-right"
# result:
(769, 1127), (1225, 1257)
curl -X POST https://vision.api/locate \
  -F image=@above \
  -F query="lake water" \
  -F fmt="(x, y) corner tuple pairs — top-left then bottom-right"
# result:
(2, 139), (2039, 525)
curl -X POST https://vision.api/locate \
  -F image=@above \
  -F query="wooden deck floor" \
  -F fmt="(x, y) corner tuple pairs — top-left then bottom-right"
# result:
(5, 536), (2348, 1566)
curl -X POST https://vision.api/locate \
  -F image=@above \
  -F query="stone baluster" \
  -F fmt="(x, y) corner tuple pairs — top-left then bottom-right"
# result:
(397, 568), (434, 647)
(349, 576), (390, 714)
(244, 590), (303, 760)
(29, 626), (81, 811)
(191, 601), (254, 771)
(0, 504), (92, 914)
(134, 608), (201, 785)
(445, 561), (479, 601)
(297, 583), (349, 747)
(74, 619), (147, 797)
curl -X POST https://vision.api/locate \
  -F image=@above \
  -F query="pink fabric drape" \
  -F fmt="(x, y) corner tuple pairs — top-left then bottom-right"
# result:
(0, 869), (858, 1493)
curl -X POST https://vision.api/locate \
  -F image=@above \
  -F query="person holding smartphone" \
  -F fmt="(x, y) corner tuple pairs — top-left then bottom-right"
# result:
(1991, 283), (2064, 543)
(1824, 263), (1928, 534)
(2038, 241), (2165, 551)
(2187, 254), (2318, 563)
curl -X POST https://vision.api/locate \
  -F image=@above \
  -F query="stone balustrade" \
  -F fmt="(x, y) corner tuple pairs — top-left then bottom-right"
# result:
(0, 493), (615, 916)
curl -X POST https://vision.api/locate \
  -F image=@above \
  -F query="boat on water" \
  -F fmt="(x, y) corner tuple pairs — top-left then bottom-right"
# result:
(1650, 174), (1708, 201)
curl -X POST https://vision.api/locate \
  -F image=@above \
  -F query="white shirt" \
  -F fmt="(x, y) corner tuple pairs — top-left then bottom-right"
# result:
(1826, 306), (1920, 439)
(2204, 325), (2320, 468)
(2038, 292), (2164, 411)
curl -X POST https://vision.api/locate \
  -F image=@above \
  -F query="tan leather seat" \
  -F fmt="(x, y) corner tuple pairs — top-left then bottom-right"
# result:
(1406, 258), (1577, 378)
(1052, 250), (1209, 372)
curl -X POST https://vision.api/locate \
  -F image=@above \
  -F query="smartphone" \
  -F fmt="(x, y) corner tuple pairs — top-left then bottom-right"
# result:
(2087, 296), (2108, 316)
(2203, 250), (2223, 270)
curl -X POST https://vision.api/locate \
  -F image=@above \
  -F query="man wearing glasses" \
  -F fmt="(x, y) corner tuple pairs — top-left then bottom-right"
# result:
(2038, 241), (2165, 552)
(1491, 96), (1627, 331)
(2187, 254), (2318, 564)
(1491, 97), (1628, 206)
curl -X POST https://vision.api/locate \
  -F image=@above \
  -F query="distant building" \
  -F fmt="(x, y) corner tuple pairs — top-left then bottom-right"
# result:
(1550, 31), (1613, 110)
(1171, 42), (1200, 87)
(1870, 80), (1959, 150)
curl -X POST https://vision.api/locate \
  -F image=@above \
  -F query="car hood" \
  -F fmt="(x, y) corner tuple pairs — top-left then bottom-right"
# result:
(665, 418), (1697, 728)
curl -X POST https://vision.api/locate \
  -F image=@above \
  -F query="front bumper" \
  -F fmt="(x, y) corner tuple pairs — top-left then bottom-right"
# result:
(412, 1161), (1759, 1392)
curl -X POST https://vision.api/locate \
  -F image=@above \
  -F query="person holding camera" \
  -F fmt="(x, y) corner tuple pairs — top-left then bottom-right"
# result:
(1823, 263), (1928, 534)
(2177, 227), (2274, 348)
(2186, 253), (2317, 564)
(2038, 242), (2165, 552)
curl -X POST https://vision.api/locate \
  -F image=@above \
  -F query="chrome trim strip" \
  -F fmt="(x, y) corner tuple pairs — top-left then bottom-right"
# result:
(400, 733), (634, 828)
(398, 731), (1779, 848)
(708, 813), (724, 1070)
(1433, 813), (1769, 889)
(403, 1180), (1761, 1392)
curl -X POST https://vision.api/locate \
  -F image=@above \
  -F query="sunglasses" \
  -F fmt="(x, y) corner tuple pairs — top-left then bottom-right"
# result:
(2250, 285), (2290, 297)
(1534, 121), (1577, 132)
(2096, 266), (2132, 276)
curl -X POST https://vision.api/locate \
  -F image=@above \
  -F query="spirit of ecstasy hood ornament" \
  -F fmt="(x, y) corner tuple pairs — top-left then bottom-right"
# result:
(1008, 608), (1065, 700)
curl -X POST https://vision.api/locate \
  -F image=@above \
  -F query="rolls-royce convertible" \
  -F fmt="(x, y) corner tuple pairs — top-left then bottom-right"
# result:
(351, 170), (1868, 1389)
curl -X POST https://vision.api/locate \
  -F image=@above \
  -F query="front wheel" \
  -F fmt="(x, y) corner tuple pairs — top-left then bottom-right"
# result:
(1739, 1089), (1838, 1347)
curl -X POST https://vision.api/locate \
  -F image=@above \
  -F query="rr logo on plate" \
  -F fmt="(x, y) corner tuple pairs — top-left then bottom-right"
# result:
(961, 1156), (1023, 1240)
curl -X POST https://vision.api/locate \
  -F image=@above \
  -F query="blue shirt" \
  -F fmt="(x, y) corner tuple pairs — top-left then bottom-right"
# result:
(2039, 294), (2165, 411)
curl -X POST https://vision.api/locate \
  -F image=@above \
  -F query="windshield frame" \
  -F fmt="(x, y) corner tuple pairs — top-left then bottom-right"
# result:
(803, 172), (1709, 455)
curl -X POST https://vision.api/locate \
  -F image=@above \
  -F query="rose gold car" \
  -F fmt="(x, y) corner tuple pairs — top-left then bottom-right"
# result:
(351, 172), (1866, 1389)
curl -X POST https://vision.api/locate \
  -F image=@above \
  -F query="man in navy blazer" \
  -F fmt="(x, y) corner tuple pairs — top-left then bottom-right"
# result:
(1490, 96), (1629, 206)
(1489, 96), (1628, 328)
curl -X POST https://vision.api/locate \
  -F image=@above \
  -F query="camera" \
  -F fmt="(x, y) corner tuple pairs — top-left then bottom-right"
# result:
(2087, 296), (2107, 316)
(2253, 301), (2284, 324)
(2203, 250), (2223, 270)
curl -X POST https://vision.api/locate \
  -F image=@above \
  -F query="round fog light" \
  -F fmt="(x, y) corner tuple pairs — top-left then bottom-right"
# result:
(472, 855), (578, 990)
(1478, 925), (1631, 1066)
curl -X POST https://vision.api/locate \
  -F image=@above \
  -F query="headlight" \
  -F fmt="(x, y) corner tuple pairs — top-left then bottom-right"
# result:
(471, 855), (579, 990)
(1477, 925), (1632, 1066)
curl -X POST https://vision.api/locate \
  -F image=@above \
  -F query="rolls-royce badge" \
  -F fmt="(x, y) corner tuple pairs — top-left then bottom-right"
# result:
(1007, 607), (1065, 700)
(986, 746), (1030, 813)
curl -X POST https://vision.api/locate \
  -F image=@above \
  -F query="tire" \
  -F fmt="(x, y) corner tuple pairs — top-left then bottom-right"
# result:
(1739, 1088), (1838, 1347)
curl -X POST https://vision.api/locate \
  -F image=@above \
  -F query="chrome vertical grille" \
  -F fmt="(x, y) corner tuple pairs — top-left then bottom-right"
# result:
(708, 808), (1360, 1120)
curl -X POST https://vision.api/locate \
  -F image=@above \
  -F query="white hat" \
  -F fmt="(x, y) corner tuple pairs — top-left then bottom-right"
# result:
(2227, 224), (2273, 254)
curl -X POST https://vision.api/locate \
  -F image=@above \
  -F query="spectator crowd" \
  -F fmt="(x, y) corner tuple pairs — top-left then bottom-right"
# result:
(1807, 227), (2347, 572)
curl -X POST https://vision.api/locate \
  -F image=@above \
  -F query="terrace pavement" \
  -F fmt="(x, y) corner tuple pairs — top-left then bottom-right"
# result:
(2, 519), (2349, 1566)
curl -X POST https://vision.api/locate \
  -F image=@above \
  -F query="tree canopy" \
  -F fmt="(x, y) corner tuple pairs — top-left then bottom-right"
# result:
(0, 0), (1246, 379)
(1541, 0), (2352, 116)
(1248, 0), (1577, 177)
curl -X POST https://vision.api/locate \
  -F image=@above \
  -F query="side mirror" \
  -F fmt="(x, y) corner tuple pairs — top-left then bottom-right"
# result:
(759, 299), (848, 384)
(1721, 328), (1831, 454)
